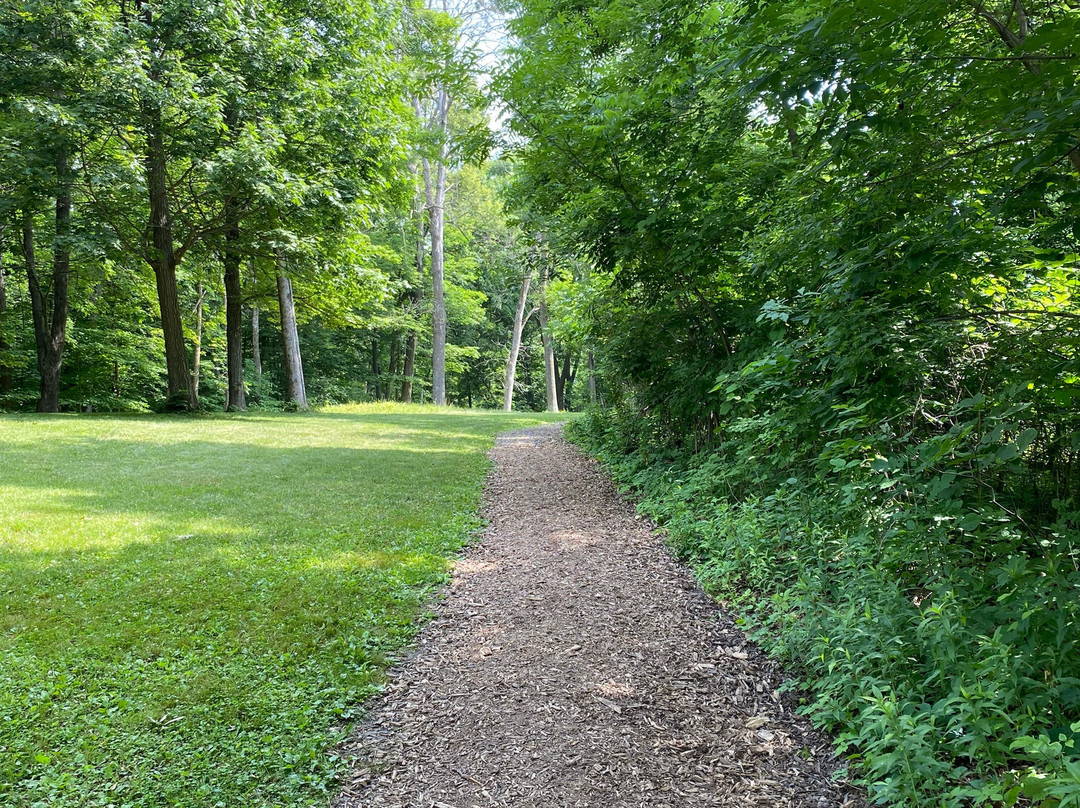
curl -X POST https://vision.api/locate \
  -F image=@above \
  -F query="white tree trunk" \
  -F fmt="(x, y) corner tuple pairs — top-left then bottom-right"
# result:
(538, 263), (558, 413)
(191, 280), (204, 402)
(420, 89), (451, 407)
(503, 269), (532, 412)
(430, 157), (447, 406)
(541, 326), (558, 413)
(252, 305), (262, 382)
(276, 260), (308, 410)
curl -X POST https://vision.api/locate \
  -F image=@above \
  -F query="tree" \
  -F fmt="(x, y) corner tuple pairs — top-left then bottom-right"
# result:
(411, 0), (499, 405)
(0, 1), (107, 412)
(502, 262), (534, 410)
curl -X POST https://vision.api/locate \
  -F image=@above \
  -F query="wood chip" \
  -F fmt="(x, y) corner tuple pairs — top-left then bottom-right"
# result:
(334, 425), (863, 808)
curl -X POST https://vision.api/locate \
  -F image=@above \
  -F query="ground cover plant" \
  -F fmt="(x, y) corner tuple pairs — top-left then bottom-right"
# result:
(0, 404), (560, 807)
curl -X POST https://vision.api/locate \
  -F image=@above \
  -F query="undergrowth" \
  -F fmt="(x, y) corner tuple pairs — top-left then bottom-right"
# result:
(569, 406), (1080, 807)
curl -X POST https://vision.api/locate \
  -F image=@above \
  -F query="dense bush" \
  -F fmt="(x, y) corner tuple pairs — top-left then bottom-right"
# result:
(503, 0), (1080, 800)
(570, 401), (1080, 804)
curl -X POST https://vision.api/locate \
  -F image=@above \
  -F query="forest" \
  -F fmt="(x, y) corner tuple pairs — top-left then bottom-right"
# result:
(0, 0), (590, 414)
(3, 0), (1080, 806)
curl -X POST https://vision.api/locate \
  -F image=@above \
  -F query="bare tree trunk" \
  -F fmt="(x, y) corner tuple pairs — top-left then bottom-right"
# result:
(223, 221), (246, 411)
(420, 89), (451, 407)
(554, 351), (567, 412)
(401, 212), (425, 404)
(503, 269), (532, 412)
(538, 273), (558, 413)
(221, 103), (246, 411)
(276, 260), (307, 410)
(541, 327), (558, 413)
(251, 303), (262, 401)
(425, 152), (448, 406)
(22, 152), (71, 414)
(555, 352), (573, 412)
(401, 333), (416, 403)
(371, 337), (380, 400)
(191, 281), (203, 402)
(388, 335), (401, 400)
(0, 225), (11, 399)
(144, 110), (195, 409)
(587, 350), (597, 405)
(538, 260), (558, 413)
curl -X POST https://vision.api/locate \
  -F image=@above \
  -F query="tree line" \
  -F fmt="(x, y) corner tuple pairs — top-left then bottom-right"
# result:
(500, 0), (1080, 804)
(0, 0), (593, 414)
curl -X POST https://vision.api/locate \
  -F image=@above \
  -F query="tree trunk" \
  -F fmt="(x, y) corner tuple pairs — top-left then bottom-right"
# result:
(554, 350), (567, 412)
(221, 99), (246, 412)
(424, 152), (448, 406)
(401, 332), (416, 403)
(400, 214), (425, 404)
(0, 225), (11, 399)
(23, 151), (72, 414)
(223, 220), (246, 411)
(523, 344), (533, 409)
(503, 269), (532, 412)
(371, 337), (380, 400)
(587, 350), (597, 405)
(556, 352), (573, 412)
(538, 261), (559, 413)
(388, 336), (401, 400)
(542, 331), (558, 413)
(191, 281), (203, 401)
(251, 304), (262, 400)
(276, 263), (307, 410)
(145, 110), (195, 409)
(420, 88), (451, 407)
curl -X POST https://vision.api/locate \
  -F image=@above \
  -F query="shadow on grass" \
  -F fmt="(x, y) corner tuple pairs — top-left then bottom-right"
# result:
(0, 411), (564, 807)
(0, 436), (490, 654)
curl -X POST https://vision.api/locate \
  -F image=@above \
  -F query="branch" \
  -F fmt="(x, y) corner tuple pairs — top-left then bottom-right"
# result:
(521, 305), (540, 329)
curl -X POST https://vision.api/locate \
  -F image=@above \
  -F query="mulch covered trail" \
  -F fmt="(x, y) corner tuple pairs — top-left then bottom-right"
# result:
(336, 424), (863, 808)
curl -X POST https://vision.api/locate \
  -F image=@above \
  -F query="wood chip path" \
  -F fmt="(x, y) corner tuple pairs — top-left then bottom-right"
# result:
(336, 424), (863, 808)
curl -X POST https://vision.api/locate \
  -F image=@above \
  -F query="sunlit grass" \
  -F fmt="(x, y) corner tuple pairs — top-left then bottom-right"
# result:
(0, 404), (564, 807)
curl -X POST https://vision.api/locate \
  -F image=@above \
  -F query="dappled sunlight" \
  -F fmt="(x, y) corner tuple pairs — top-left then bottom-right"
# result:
(592, 679), (638, 699)
(0, 409), (557, 806)
(547, 528), (607, 549)
(454, 557), (504, 576)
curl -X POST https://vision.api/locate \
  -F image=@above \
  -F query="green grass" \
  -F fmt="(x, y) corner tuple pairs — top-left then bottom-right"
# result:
(0, 404), (564, 807)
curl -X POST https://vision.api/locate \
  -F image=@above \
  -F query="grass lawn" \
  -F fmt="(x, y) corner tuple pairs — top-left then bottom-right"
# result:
(0, 404), (563, 807)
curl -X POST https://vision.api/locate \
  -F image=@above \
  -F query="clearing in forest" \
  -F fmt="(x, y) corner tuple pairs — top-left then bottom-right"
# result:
(339, 425), (864, 807)
(0, 405), (557, 807)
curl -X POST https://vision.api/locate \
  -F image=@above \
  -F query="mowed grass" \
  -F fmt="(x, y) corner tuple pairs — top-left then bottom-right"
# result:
(0, 404), (563, 807)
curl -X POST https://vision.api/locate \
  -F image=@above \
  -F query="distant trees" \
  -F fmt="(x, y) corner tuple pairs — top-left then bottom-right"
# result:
(0, 0), (588, 413)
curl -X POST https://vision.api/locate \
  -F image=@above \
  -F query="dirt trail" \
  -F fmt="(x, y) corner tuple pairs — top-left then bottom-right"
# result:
(337, 424), (862, 807)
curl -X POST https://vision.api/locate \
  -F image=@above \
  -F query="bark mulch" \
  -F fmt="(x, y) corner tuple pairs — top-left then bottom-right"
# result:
(336, 424), (865, 808)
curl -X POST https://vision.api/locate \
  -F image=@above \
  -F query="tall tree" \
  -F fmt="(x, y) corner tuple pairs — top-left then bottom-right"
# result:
(0, 226), (10, 399)
(502, 264), (533, 410)
(537, 258), (558, 413)
(276, 259), (307, 410)
(411, 0), (497, 405)
(0, 2), (93, 412)
(22, 191), (70, 413)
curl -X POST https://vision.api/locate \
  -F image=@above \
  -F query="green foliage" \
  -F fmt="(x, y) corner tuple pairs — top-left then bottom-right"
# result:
(0, 406), (561, 807)
(571, 405), (1080, 805)
(508, 0), (1080, 801)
